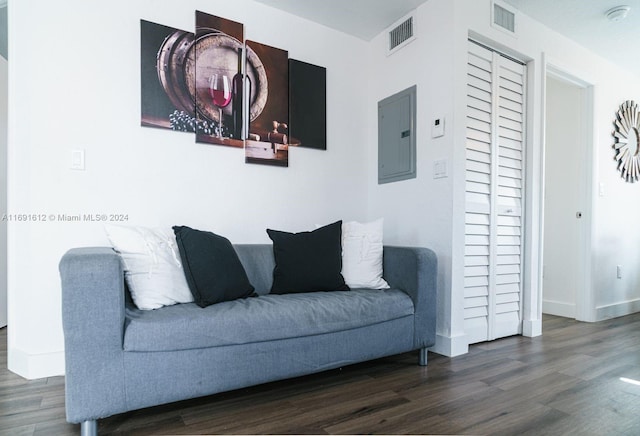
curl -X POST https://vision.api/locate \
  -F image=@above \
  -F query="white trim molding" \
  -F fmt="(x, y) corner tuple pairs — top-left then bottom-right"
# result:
(542, 300), (577, 319)
(522, 318), (542, 337)
(596, 299), (640, 320)
(8, 347), (65, 380)
(431, 332), (469, 357)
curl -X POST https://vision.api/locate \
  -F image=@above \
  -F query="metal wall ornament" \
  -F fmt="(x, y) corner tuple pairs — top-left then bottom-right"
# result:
(613, 100), (640, 182)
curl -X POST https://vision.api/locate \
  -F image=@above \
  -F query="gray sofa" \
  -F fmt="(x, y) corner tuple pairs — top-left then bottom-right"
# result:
(60, 244), (437, 436)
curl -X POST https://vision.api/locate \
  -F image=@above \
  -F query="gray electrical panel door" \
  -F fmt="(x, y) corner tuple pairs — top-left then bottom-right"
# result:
(378, 85), (416, 184)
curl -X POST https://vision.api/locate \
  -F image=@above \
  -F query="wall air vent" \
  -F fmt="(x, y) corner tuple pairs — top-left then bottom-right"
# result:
(493, 2), (516, 33)
(387, 14), (416, 55)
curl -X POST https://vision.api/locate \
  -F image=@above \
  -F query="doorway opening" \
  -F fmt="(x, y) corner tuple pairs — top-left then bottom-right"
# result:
(542, 68), (594, 321)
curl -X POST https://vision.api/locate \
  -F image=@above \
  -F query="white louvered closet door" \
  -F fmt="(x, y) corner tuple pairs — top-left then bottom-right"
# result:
(464, 40), (526, 344)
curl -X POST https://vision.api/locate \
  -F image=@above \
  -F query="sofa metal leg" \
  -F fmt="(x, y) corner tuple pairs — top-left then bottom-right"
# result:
(81, 420), (98, 436)
(419, 348), (428, 366)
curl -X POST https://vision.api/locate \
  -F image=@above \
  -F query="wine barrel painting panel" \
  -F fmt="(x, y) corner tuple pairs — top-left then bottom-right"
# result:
(140, 20), (195, 131)
(244, 40), (289, 167)
(194, 11), (246, 148)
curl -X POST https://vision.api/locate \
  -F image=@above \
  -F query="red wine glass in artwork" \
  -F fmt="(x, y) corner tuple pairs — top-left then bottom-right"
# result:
(209, 73), (232, 138)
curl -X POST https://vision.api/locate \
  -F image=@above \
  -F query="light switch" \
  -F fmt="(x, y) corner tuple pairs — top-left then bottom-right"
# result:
(432, 117), (445, 138)
(433, 158), (448, 179)
(71, 149), (85, 170)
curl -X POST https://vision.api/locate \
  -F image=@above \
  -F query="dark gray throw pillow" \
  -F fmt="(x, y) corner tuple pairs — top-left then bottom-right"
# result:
(267, 220), (349, 294)
(173, 226), (255, 308)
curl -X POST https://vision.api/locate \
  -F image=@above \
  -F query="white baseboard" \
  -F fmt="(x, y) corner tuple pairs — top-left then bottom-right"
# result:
(8, 346), (65, 380)
(430, 332), (469, 357)
(542, 300), (576, 318)
(596, 298), (640, 320)
(522, 318), (542, 337)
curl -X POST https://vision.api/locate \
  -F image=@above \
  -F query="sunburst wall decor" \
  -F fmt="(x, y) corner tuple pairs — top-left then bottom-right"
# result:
(613, 100), (640, 182)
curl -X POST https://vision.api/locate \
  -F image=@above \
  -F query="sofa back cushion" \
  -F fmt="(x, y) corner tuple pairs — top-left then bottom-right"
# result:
(234, 244), (276, 295)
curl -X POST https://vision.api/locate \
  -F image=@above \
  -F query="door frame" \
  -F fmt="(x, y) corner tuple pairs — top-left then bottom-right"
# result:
(541, 59), (595, 322)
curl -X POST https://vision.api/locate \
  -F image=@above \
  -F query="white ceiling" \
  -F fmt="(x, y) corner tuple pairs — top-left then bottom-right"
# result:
(254, 0), (640, 76)
(504, 0), (640, 76)
(253, 0), (430, 40)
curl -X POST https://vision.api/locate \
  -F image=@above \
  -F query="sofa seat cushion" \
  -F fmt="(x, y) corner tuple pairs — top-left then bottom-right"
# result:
(123, 288), (414, 352)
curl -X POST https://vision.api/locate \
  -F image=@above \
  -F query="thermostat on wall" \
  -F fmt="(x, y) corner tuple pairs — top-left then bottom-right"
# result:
(432, 117), (445, 138)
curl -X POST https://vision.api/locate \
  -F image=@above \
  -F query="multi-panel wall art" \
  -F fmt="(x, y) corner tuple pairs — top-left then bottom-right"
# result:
(141, 20), (194, 131)
(140, 11), (326, 167)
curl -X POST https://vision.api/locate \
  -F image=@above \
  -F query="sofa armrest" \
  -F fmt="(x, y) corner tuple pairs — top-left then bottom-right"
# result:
(382, 246), (437, 349)
(59, 247), (127, 423)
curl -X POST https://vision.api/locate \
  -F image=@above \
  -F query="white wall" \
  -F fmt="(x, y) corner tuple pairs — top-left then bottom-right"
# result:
(366, 0), (461, 355)
(367, 0), (640, 356)
(593, 96), (640, 319)
(7, 0), (371, 379)
(0, 54), (6, 328)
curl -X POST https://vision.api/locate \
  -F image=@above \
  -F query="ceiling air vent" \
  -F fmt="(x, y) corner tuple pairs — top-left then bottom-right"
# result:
(388, 14), (416, 55)
(493, 3), (516, 33)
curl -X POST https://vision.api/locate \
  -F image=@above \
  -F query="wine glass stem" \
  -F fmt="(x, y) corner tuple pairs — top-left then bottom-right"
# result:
(218, 108), (223, 138)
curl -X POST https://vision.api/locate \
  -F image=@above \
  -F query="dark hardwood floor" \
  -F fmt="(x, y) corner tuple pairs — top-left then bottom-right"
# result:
(2, 313), (640, 435)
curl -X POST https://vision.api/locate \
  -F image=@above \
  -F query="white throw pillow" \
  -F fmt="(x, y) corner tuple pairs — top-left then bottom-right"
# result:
(341, 218), (390, 289)
(104, 224), (193, 310)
